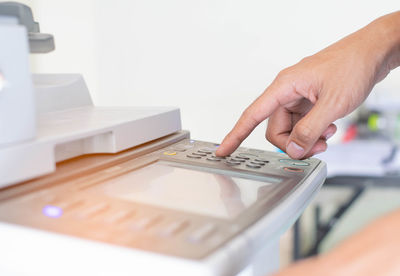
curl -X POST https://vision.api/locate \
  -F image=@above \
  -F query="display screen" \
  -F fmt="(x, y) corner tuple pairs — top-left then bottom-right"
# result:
(101, 162), (282, 219)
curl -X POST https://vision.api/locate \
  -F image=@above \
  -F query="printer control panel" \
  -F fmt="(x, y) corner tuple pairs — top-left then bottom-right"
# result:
(160, 139), (316, 176)
(0, 136), (323, 260)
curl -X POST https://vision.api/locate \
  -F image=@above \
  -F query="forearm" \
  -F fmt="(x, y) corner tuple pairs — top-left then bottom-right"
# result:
(217, 11), (400, 159)
(275, 208), (400, 276)
(363, 11), (400, 82)
(321, 207), (400, 275)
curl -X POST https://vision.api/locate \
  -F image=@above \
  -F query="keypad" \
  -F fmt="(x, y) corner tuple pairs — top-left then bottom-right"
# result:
(161, 140), (313, 176)
(165, 141), (275, 171)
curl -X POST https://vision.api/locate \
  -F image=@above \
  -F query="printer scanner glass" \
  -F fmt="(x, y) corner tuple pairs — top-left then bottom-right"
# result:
(101, 163), (281, 219)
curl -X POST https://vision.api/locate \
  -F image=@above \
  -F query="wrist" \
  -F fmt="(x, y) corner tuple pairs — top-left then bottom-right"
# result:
(368, 11), (400, 79)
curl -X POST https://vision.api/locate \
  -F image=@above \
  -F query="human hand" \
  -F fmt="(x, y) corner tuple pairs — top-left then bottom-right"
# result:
(216, 12), (400, 159)
(272, 208), (400, 276)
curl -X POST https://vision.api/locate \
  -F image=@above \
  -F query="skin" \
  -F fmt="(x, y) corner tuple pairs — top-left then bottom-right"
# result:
(273, 208), (400, 276)
(215, 11), (400, 275)
(216, 11), (400, 159)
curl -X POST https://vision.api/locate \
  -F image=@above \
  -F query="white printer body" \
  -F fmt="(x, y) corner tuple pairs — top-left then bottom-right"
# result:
(0, 4), (326, 276)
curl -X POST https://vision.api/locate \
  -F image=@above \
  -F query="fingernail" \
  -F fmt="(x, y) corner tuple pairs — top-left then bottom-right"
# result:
(287, 142), (304, 159)
(324, 132), (334, 140)
(215, 147), (224, 157)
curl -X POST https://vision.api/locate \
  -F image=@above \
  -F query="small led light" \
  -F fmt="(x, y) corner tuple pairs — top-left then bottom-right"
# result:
(42, 205), (63, 218)
(0, 72), (5, 92)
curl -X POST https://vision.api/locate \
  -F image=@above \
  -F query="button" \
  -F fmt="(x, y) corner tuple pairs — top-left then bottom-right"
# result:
(254, 158), (269, 163)
(250, 161), (265, 166)
(279, 159), (310, 166)
(158, 220), (188, 237)
(104, 210), (134, 224)
(52, 199), (84, 211)
(163, 151), (177, 156)
(246, 163), (261, 169)
(284, 167), (304, 173)
(210, 155), (226, 159)
(130, 216), (162, 231)
(171, 144), (194, 152)
(187, 154), (201, 159)
(77, 203), (109, 219)
(192, 152), (207, 157)
(187, 223), (216, 243)
(225, 160), (241, 166)
(238, 153), (258, 158)
(198, 148), (214, 154)
(230, 158), (245, 162)
(206, 157), (221, 162)
(234, 155), (249, 160)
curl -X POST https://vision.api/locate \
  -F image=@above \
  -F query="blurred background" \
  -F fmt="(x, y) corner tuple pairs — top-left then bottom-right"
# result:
(18, 0), (400, 268)
(21, 0), (400, 148)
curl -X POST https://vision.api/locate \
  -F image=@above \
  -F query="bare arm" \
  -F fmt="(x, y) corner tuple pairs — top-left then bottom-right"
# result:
(216, 11), (400, 159)
(274, 208), (400, 276)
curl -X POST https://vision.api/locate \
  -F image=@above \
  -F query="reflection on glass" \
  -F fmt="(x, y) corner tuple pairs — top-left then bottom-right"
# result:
(101, 163), (280, 219)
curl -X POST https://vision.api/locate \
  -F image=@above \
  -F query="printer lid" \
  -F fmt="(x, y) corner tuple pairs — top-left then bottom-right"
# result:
(0, 74), (182, 188)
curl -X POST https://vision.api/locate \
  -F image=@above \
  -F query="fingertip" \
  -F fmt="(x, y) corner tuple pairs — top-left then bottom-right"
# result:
(215, 146), (226, 157)
(286, 141), (305, 159)
(215, 141), (235, 157)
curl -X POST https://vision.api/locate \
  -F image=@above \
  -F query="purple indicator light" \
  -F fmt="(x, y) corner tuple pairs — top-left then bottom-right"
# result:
(42, 205), (63, 218)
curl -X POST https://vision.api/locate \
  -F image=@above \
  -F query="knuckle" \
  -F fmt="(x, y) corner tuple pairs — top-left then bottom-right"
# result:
(265, 130), (283, 151)
(323, 93), (351, 119)
(265, 123), (281, 146)
(241, 107), (252, 119)
(276, 68), (291, 82)
(332, 96), (350, 116)
(265, 130), (274, 144)
(242, 108), (259, 128)
(294, 123), (315, 144)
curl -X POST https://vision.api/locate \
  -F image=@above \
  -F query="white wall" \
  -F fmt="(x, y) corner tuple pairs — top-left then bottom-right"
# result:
(28, 0), (400, 150)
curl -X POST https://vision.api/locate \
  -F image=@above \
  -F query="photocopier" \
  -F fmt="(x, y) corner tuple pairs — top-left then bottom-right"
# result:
(0, 3), (327, 276)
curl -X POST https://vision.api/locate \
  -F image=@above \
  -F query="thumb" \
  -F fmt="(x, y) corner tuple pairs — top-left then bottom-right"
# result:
(286, 101), (336, 159)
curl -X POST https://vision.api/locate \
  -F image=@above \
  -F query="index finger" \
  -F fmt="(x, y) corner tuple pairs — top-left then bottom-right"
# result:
(216, 85), (284, 156)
